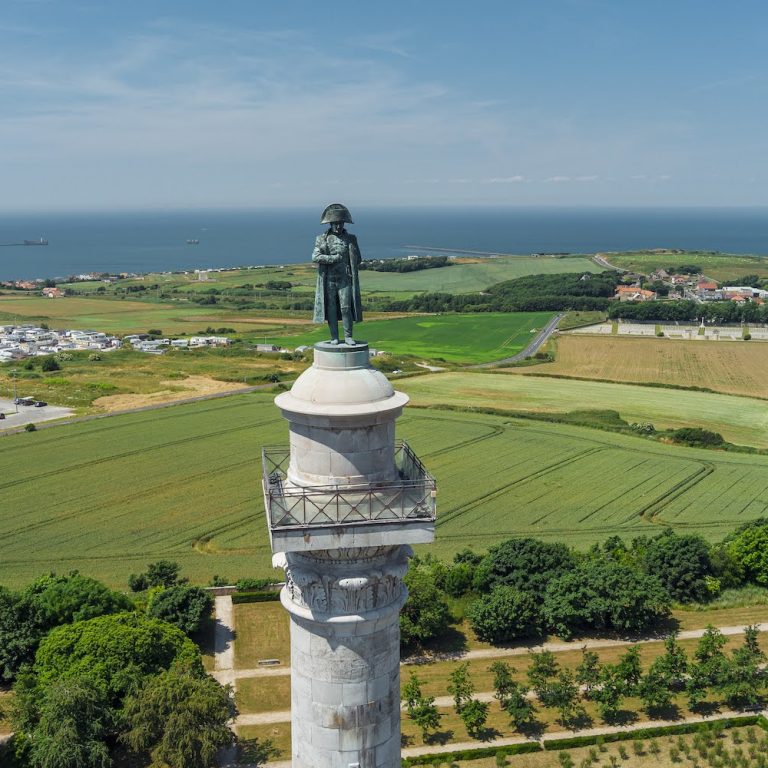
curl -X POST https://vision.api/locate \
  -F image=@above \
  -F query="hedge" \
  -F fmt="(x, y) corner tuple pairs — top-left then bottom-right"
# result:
(231, 590), (281, 604)
(401, 741), (541, 766)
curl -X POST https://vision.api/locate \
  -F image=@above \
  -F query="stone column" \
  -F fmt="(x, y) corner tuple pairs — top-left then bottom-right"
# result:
(274, 544), (411, 768)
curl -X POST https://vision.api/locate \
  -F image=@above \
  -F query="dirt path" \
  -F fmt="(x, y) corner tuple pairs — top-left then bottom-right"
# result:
(230, 622), (768, 682)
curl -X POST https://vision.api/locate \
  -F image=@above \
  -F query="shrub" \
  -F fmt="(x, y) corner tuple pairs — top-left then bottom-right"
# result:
(41, 357), (60, 372)
(24, 423), (36, 432)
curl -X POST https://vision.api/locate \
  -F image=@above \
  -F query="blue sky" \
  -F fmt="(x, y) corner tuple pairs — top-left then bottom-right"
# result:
(2, 0), (767, 210)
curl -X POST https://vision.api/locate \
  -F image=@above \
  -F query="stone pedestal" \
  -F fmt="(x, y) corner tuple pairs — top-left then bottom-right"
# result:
(263, 342), (436, 768)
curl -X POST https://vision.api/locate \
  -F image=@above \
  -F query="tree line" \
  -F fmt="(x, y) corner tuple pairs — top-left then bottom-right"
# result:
(609, 299), (768, 323)
(382, 272), (620, 313)
(401, 520), (768, 650)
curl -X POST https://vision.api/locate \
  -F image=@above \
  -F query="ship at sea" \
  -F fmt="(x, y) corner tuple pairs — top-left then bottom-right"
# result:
(23, 238), (48, 246)
(186, 239), (200, 245)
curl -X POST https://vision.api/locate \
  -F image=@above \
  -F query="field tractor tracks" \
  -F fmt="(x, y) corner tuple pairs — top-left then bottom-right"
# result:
(637, 461), (715, 523)
(0, 418), (279, 493)
(436, 446), (603, 527)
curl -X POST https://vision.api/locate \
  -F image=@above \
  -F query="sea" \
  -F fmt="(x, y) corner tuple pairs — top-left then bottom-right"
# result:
(1, 207), (767, 282)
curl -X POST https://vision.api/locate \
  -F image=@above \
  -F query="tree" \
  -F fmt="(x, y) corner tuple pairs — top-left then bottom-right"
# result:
(545, 670), (584, 728)
(718, 646), (764, 710)
(655, 632), (688, 685)
(146, 560), (183, 588)
(467, 586), (541, 644)
(400, 566), (451, 648)
(490, 661), (515, 707)
(591, 666), (623, 722)
(637, 661), (674, 714)
(444, 563), (474, 597)
(503, 684), (536, 731)
(21, 677), (111, 768)
(448, 662), (474, 714)
(575, 649), (601, 699)
(726, 520), (768, 585)
(642, 531), (714, 603)
(473, 538), (575, 597)
(543, 557), (670, 638)
(121, 663), (235, 768)
(402, 673), (441, 742)
(0, 574), (133, 683)
(459, 698), (489, 739)
(32, 613), (201, 703)
(615, 646), (643, 695)
(147, 585), (213, 636)
(527, 651), (559, 702)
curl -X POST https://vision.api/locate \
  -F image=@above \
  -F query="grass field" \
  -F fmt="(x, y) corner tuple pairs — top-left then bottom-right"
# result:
(66, 256), (604, 300)
(0, 294), (314, 335)
(398, 371), (768, 448)
(605, 250), (768, 281)
(4, 397), (768, 588)
(262, 312), (556, 363)
(520, 335), (768, 399)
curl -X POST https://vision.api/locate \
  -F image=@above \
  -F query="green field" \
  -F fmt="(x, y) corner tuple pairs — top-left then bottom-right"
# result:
(66, 256), (603, 300)
(398, 371), (768, 448)
(605, 250), (768, 281)
(0, 294), (311, 335)
(264, 312), (556, 363)
(3, 395), (768, 589)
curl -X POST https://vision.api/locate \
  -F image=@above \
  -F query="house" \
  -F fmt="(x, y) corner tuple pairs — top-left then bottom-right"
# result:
(42, 287), (63, 298)
(697, 281), (720, 301)
(614, 286), (657, 302)
(255, 343), (279, 353)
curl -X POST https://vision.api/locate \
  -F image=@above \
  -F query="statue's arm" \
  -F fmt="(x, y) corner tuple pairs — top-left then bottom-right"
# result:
(312, 234), (341, 264)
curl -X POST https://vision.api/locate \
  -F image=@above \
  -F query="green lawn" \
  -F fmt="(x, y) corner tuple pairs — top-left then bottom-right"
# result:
(266, 312), (556, 363)
(3, 396), (768, 588)
(398, 371), (768, 448)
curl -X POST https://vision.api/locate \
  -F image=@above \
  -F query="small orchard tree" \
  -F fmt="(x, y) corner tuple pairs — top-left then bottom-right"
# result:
(576, 648), (601, 699)
(527, 650), (560, 703)
(546, 669), (584, 728)
(591, 665), (623, 723)
(503, 683), (536, 732)
(459, 698), (489, 739)
(490, 660), (515, 707)
(448, 662), (474, 714)
(615, 646), (643, 695)
(637, 661), (674, 714)
(403, 672), (442, 742)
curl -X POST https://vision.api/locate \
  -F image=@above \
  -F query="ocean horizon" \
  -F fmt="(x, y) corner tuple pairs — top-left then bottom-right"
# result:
(1, 206), (767, 282)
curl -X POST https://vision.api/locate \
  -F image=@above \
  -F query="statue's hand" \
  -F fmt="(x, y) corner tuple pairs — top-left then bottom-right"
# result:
(313, 252), (342, 265)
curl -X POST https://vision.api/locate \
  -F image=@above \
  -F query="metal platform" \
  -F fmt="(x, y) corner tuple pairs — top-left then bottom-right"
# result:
(262, 440), (436, 552)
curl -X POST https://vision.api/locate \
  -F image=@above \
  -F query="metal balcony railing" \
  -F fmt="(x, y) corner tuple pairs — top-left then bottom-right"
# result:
(262, 440), (436, 531)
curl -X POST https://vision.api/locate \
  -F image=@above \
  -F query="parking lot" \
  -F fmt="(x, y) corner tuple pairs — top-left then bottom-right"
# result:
(0, 398), (74, 430)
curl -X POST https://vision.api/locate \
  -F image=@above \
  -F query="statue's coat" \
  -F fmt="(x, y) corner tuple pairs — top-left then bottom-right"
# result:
(312, 230), (363, 324)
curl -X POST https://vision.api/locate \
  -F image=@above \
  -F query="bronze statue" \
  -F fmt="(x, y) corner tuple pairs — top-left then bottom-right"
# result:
(312, 203), (363, 345)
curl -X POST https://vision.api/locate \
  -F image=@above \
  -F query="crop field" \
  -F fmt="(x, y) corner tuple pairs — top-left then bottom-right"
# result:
(89, 256), (603, 299)
(264, 312), (556, 363)
(0, 294), (309, 335)
(3, 398), (768, 588)
(522, 335), (768, 399)
(398, 371), (768, 448)
(605, 250), (768, 281)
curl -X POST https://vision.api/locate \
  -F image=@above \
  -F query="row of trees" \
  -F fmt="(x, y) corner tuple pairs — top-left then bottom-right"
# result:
(0, 564), (226, 768)
(404, 626), (766, 743)
(382, 272), (620, 313)
(608, 298), (768, 323)
(401, 521), (768, 649)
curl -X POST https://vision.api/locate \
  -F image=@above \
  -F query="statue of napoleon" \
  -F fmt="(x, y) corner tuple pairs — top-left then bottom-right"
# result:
(312, 203), (363, 345)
